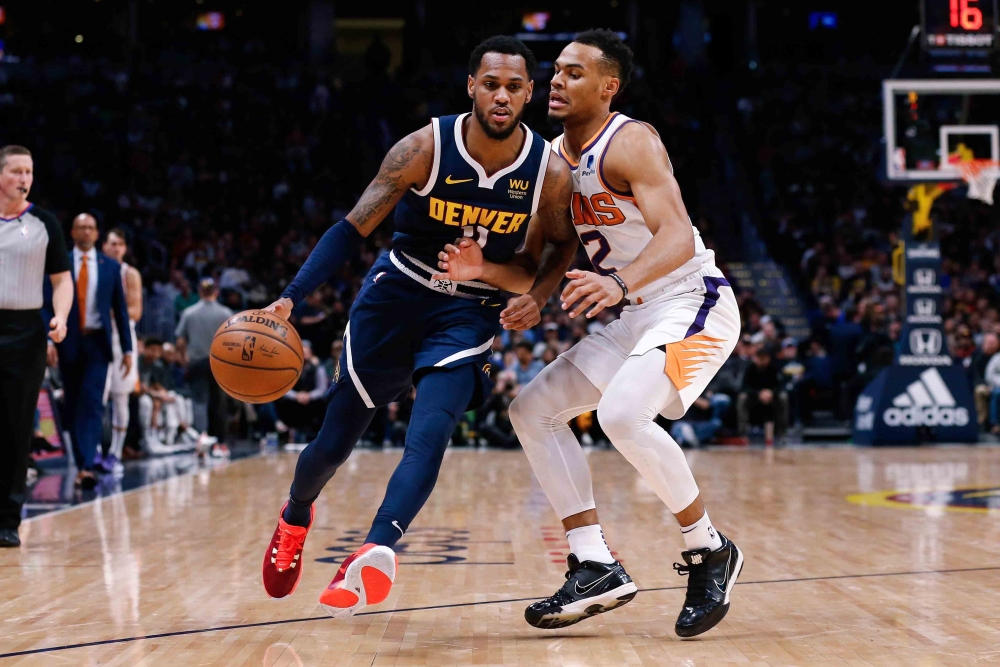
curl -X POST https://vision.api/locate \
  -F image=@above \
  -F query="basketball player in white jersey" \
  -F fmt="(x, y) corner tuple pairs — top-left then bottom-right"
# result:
(101, 228), (142, 474)
(435, 30), (743, 637)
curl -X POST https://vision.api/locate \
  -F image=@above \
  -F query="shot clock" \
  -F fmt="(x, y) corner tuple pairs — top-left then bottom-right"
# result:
(922, 0), (999, 51)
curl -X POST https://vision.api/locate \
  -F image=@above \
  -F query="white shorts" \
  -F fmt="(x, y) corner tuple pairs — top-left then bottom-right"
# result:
(106, 320), (139, 397)
(560, 271), (740, 420)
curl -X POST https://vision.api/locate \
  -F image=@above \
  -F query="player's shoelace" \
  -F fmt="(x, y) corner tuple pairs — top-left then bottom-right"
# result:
(673, 560), (713, 605)
(274, 526), (306, 571)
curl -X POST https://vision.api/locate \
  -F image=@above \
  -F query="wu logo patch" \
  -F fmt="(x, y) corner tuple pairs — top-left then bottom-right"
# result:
(242, 335), (256, 361)
(508, 178), (529, 200)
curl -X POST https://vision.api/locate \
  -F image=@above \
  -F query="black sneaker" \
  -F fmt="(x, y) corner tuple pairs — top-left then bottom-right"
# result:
(525, 554), (638, 629)
(0, 528), (20, 547)
(673, 533), (744, 637)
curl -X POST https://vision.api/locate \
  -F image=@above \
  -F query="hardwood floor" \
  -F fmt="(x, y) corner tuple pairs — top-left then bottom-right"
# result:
(2, 445), (1000, 666)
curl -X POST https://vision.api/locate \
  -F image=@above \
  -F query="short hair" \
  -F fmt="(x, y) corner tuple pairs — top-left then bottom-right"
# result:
(0, 145), (31, 171)
(573, 29), (634, 95)
(468, 35), (537, 78)
(107, 227), (128, 244)
(144, 336), (164, 348)
(516, 341), (534, 352)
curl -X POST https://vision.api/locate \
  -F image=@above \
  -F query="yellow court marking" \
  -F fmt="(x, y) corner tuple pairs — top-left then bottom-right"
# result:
(848, 485), (1000, 514)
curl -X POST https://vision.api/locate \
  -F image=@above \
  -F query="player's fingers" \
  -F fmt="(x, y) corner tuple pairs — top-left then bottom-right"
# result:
(561, 282), (598, 309)
(568, 293), (599, 318)
(459, 238), (474, 247)
(560, 279), (588, 302)
(431, 272), (451, 281)
(443, 244), (461, 255)
(585, 301), (607, 319)
(501, 309), (530, 328)
(566, 270), (587, 280)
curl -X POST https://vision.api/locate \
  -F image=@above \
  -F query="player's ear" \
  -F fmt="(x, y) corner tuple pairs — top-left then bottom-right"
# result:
(525, 80), (534, 103)
(467, 75), (475, 100)
(605, 77), (620, 101)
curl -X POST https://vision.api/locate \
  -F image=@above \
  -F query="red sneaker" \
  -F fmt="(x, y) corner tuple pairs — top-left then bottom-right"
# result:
(262, 502), (314, 599)
(319, 543), (397, 618)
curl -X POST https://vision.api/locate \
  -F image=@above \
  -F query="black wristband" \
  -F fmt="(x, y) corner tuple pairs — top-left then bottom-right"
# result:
(609, 273), (629, 299)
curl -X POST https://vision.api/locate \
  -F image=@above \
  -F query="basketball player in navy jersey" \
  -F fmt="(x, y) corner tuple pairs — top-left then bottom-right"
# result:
(437, 30), (743, 637)
(260, 36), (578, 618)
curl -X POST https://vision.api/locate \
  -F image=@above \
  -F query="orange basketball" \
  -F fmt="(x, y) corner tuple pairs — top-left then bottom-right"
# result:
(210, 310), (304, 404)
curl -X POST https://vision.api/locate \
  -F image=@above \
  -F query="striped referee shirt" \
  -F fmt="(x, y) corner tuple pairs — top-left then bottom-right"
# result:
(0, 204), (70, 310)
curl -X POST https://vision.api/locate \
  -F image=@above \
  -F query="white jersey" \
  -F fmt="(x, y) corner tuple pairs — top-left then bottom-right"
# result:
(106, 261), (140, 397)
(552, 112), (717, 302)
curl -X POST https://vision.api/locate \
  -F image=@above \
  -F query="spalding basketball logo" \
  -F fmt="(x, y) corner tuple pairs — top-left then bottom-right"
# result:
(226, 313), (289, 339)
(242, 335), (256, 361)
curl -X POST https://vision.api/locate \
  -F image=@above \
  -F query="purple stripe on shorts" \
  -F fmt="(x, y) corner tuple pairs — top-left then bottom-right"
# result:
(684, 276), (730, 338)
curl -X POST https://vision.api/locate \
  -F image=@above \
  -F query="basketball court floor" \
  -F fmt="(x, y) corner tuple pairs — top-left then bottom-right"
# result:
(2, 443), (1000, 666)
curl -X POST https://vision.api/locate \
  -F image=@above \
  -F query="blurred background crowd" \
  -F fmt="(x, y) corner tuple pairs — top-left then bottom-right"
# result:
(2, 1), (999, 465)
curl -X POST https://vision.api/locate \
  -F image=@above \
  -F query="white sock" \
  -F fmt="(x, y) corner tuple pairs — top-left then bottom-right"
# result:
(680, 512), (723, 552)
(566, 524), (615, 564)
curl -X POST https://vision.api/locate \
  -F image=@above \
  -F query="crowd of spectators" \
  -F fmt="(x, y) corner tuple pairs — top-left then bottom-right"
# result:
(735, 61), (1000, 435)
(2, 36), (737, 455)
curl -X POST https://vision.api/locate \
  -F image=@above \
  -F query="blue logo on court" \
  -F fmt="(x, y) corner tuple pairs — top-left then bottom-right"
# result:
(315, 527), (513, 565)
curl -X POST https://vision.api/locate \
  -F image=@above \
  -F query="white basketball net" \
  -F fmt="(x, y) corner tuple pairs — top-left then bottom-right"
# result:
(953, 159), (999, 205)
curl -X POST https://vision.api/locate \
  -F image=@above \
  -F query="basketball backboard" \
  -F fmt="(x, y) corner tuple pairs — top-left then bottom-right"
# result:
(883, 79), (1000, 181)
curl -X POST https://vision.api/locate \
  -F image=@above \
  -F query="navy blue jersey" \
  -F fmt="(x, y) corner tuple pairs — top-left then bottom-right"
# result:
(392, 113), (551, 266)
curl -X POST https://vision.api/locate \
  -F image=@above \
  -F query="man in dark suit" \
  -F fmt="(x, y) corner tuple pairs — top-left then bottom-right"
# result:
(49, 214), (132, 489)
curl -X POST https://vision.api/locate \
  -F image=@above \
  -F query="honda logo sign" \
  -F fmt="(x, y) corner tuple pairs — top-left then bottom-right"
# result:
(909, 328), (943, 355)
(913, 268), (936, 287)
(913, 299), (936, 317)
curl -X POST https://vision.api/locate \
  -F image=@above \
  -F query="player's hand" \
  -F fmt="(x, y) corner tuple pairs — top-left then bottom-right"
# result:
(433, 238), (484, 282)
(296, 393), (311, 405)
(46, 342), (59, 367)
(121, 353), (132, 376)
(264, 297), (294, 319)
(759, 389), (774, 403)
(500, 295), (541, 331)
(560, 270), (625, 319)
(48, 315), (67, 344)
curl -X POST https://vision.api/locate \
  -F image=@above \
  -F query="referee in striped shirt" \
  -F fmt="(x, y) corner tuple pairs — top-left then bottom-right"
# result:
(0, 145), (73, 547)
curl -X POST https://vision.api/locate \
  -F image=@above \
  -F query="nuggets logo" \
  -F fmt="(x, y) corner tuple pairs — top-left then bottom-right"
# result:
(226, 313), (289, 339)
(508, 178), (529, 200)
(428, 197), (527, 234)
(242, 335), (256, 361)
(482, 363), (492, 375)
(847, 486), (1000, 513)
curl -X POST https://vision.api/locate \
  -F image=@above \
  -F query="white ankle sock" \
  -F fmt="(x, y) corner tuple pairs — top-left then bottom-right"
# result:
(566, 524), (615, 564)
(680, 512), (723, 552)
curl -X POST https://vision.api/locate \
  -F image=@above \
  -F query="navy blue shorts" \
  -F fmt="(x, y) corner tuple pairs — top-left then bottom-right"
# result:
(334, 252), (500, 408)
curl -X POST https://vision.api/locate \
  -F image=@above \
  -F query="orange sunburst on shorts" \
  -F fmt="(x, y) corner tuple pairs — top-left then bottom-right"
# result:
(664, 335), (726, 390)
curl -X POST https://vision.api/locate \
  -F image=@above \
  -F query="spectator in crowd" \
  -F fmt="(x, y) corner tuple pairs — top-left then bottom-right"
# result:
(513, 341), (544, 386)
(738, 347), (786, 444)
(827, 304), (863, 418)
(797, 339), (834, 425)
(776, 338), (806, 429)
(478, 373), (520, 449)
(277, 340), (328, 443)
(137, 337), (216, 454)
(173, 272), (198, 315)
(970, 333), (999, 431)
(174, 278), (233, 445)
(986, 346), (1000, 436)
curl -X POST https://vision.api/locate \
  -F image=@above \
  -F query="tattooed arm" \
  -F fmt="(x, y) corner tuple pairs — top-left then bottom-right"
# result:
(433, 154), (578, 313)
(346, 125), (435, 235)
(268, 126), (435, 313)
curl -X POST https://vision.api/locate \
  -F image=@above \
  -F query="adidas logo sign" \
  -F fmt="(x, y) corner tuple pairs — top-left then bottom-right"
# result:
(883, 368), (969, 427)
